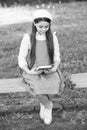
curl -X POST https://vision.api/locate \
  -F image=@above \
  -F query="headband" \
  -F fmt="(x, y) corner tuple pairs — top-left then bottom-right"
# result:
(33, 9), (52, 21)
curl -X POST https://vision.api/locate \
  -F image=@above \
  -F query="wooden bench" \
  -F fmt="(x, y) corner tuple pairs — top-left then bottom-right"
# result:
(0, 73), (87, 114)
(0, 73), (87, 93)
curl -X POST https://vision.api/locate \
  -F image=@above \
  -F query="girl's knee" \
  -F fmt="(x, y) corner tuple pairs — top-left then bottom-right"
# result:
(36, 94), (48, 102)
(36, 94), (51, 108)
(48, 94), (55, 100)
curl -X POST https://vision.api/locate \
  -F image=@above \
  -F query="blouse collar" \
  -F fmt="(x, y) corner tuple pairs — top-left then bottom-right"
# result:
(36, 32), (46, 40)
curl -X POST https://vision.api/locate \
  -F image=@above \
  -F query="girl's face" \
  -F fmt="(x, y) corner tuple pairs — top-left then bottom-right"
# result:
(34, 21), (50, 35)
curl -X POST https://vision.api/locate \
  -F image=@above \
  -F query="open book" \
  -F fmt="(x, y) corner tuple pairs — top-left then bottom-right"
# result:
(36, 65), (52, 71)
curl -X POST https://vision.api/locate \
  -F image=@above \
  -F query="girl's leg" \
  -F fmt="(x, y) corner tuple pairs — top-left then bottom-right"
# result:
(37, 95), (52, 125)
(36, 94), (50, 120)
(36, 94), (53, 125)
(36, 94), (55, 108)
(36, 94), (50, 108)
(43, 94), (55, 125)
(47, 94), (55, 101)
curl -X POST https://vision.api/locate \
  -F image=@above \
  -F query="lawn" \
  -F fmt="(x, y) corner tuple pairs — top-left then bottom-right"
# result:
(0, 2), (87, 130)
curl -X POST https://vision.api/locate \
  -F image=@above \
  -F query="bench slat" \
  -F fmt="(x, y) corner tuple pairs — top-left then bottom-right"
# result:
(0, 73), (87, 93)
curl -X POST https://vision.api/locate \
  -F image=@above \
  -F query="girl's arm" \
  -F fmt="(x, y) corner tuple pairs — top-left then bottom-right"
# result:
(18, 34), (42, 75)
(18, 34), (31, 73)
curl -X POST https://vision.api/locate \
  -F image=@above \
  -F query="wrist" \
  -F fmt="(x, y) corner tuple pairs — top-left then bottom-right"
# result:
(53, 61), (59, 70)
(22, 65), (31, 74)
(26, 70), (31, 74)
(52, 67), (57, 71)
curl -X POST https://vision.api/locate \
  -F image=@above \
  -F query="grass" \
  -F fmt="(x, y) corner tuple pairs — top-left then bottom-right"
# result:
(0, 110), (87, 130)
(0, 90), (87, 130)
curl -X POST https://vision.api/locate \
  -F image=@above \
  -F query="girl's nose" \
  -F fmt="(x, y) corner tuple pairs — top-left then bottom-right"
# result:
(42, 28), (46, 31)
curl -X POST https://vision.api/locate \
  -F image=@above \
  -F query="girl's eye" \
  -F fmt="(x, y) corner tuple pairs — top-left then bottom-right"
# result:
(39, 26), (43, 28)
(45, 26), (49, 28)
(39, 26), (49, 29)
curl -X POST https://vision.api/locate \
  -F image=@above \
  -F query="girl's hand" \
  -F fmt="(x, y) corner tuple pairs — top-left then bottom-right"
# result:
(44, 67), (56, 74)
(27, 68), (43, 75)
(44, 61), (60, 74)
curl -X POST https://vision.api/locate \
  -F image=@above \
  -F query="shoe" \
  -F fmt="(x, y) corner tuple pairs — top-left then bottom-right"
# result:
(44, 102), (53, 125)
(39, 103), (45, 120)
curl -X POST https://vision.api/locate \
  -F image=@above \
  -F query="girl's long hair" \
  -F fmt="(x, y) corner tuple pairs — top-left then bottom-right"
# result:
(29, 18), (54, 69)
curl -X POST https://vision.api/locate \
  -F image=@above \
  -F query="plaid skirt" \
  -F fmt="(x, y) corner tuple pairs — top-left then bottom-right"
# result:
(23, 71), (60, 96)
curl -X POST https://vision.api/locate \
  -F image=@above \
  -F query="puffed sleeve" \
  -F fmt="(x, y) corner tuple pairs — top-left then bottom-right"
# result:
(53, 32), (60, 64)
(18, 33), (31, 69)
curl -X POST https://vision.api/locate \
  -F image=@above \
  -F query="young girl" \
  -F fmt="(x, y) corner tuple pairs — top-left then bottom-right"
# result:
(18, 9), (61, 125)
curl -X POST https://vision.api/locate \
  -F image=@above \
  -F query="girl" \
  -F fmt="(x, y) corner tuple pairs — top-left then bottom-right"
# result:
(18, 9), (61, 125)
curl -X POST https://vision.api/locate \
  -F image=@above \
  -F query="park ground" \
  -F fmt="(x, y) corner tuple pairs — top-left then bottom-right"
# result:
(0, 1), (87, 130)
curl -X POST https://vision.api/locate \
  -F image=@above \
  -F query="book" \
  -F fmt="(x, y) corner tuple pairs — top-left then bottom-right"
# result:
(36, 65), (52, 71)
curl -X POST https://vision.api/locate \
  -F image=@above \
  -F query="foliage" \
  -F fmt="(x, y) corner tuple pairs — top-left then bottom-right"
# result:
(0, 0), (87, 7)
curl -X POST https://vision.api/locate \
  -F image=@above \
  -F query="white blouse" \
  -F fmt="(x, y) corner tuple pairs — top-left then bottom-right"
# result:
(18, 32), (60, 69)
